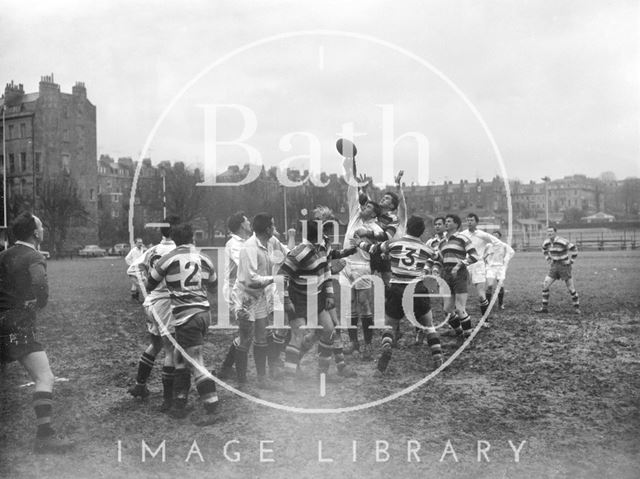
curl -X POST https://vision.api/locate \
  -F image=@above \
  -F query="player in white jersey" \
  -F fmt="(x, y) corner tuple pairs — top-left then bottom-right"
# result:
(232, 213), (289, 390)
(218, 212), (252, 379)
(125, 238), (147, 300)
(126, 218), (178, 409)
(485, 231), (515, 310)
(460, 213), (502, 316)
(340, 158), (385, 360)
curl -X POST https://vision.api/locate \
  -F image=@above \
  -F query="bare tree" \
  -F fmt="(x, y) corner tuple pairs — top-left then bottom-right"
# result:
(39, 175), (87, 255)
(165, 162), (206, 222)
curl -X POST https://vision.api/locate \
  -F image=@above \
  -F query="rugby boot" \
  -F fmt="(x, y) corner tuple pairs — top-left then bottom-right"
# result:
(127, 384), (150, 399)
(376, 349), (392, 374)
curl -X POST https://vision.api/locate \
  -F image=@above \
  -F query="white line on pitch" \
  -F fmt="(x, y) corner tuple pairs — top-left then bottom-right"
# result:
(318, 45), (325, 70)
(320, 373), (326, 397)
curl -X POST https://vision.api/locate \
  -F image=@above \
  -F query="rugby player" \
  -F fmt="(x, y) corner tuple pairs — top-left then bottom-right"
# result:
(460, 213), (502, 316)
(218, 212), (252, 380)
(0, 212), (74, 453)
(280, 208), (357, 379)
(340, 158), (385, 360)
(536, 226), (580, 314)
(126, 217), (179, 411)
(125, 238), (147, 300)
(484, 231), (514, 310)
(440, 214), (480, 339)
(231, 213), (289, 390)
(147, 223), (219, 425)
(358, 215), (444, 374)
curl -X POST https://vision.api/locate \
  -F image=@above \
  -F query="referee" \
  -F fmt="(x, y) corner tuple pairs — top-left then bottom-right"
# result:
(0, 212), (74, 453)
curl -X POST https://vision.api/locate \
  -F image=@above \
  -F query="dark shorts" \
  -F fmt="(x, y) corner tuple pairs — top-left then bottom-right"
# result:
(441, 266), (469, 295)
(0, 309), (44, 364)
(175, 311), (210, 349)
(370, 252), (391, 274)
(385, 282), (431, 321)
(548, 262), (572, 281)
(289, 290), (328, 320)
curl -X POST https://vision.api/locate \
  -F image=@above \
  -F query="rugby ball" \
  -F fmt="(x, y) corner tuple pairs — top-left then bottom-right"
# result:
(336, 138), (358, 158)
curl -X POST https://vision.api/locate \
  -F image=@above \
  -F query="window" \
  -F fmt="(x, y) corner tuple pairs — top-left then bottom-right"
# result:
(20, 178), (27, 195)
(36, 178), (42, 195)
(63, 130), (70, 142)
(9, 154), (15, 173)
(112, 210), (119, 218)
(35, 153), (41, 173)
(8, 124), (14, 139)
(113, 194), (120, 203)
(20, 123), (26, 138)
(0, 155), (3, 170)
(89, 189), (95, 201)
(20, 152), (27, 172)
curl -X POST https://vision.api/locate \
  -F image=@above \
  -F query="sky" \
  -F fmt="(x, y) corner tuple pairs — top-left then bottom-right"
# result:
(2, 0), (638, 186)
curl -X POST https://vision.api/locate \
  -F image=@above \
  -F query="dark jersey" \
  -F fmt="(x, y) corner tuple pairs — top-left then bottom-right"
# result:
(0, 243), (48, 311)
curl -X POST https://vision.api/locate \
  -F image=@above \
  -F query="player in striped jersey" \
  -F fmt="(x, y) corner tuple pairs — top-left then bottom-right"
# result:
(279, 213), (357, 379)
(536, 226), (580, 314)
(425, 216), (447, 251)
(356, 171), (407, 287)
(358, 215), (444, 374)
(439, 214), (480, 339)
(147, 223), (219, 425)
(126, 217), (179, 410)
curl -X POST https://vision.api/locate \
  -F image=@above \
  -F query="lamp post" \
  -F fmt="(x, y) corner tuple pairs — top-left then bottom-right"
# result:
(542, 176), (551, 228)
(1, 105), (6, 249)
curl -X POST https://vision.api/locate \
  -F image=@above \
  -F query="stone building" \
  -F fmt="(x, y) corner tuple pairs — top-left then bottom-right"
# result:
(1, 75), (98, 246)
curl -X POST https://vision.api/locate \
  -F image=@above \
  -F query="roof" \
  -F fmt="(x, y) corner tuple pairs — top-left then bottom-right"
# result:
(0, 92), (39, 108)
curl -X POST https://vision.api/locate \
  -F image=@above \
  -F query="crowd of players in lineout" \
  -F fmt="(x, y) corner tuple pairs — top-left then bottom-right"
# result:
(125, 158), (581, 425)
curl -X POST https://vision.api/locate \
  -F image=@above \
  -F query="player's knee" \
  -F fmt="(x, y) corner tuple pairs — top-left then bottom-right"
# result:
(36, 368), (55, 390)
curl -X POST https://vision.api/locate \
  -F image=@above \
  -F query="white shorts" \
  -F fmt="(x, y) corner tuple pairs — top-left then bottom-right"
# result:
(486, 265), (506, 281)
(467, 261), (487, 284)
(339, 261), (373, 290)
(234, 291), (269, 322)
(144, 298), (175, 336)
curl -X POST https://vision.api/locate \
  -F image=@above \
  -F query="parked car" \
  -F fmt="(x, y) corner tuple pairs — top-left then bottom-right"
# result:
(78, 245), (107, 257)
(110, 243), (130, 256)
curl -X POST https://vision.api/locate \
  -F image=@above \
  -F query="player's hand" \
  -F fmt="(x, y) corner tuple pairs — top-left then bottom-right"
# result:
(237, 308), (251, 322)
(325, 296), (335, 311)
(356, 174), (369, 187)
(394, 170), (404, 186)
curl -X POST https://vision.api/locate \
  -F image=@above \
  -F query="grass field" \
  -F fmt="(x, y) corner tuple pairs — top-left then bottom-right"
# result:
(0, 251), (639, 479)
